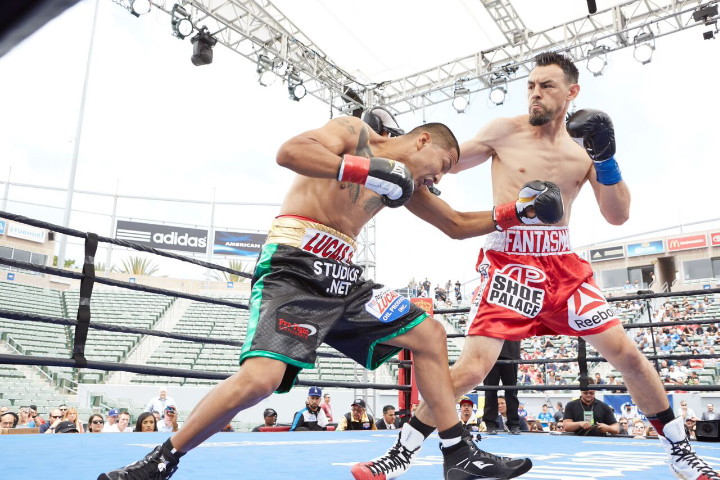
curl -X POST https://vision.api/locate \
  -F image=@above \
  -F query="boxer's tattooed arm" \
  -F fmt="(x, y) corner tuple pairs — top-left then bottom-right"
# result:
(354, 126), (372, 158)
(347, 126), (382, 214)
(336, 117), (356, 135)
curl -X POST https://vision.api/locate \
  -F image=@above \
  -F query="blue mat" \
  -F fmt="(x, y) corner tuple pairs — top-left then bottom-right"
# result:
(2, 430), (720, 479)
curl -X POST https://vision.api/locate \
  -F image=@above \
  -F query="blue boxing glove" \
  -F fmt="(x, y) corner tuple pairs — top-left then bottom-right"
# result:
(566, 109), (622, 185)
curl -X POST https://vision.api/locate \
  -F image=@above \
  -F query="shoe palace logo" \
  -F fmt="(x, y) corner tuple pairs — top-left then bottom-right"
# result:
(486, 264), (546, 318)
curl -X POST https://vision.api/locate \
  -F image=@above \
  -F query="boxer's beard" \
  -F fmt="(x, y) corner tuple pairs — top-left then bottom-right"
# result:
(529, 105), (553, 126)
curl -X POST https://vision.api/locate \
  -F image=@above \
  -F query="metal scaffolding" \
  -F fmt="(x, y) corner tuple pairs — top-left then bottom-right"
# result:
(144, 0), (717, 115)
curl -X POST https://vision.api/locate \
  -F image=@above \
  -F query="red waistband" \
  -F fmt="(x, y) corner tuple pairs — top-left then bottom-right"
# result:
(276, 214), (320, 223)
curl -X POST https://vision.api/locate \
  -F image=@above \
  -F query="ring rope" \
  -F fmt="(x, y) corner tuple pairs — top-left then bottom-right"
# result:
(0, 210), (252, 279)
(0, 353), (407, 391)
(0, 256), (248, 309)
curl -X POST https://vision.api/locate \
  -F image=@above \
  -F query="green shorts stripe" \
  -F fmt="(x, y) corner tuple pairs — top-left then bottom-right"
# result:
(365, 312), (428, 370)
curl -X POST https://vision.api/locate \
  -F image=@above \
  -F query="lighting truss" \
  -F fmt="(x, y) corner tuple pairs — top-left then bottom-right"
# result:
(146, 0), (716, 115)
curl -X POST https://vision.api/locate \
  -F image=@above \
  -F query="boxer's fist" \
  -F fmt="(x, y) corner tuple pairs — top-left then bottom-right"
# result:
(493, 180), (564, 231)
(566, 109), (616, 161)
(338, 154), (414, 208)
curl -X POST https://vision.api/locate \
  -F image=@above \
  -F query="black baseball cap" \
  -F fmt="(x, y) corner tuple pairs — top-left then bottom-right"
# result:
(263, 408), (277, 417)
(55, 421), (79, 433)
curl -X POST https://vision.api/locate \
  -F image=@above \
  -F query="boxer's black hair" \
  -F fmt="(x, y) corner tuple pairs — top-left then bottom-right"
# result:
(406, 123), (460, 161)
(533, 51), (579, 85)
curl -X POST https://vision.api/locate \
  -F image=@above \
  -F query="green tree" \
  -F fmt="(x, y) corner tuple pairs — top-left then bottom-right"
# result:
(53, 256), (76, 269)
(216, 259), (253, 283)
(94, 262), (116, 273)
(119, 256), (160, 276)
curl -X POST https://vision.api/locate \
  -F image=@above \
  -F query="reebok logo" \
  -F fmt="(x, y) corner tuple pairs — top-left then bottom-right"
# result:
(568, 282), (617, 331)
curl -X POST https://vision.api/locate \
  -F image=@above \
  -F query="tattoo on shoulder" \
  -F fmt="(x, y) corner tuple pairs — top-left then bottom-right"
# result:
(355, 126), (373, 157)
(335, 118), (356, 134)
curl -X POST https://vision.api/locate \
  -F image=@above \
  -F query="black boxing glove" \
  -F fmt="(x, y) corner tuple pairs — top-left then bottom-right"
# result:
(338, 154), (414, 208)
(493, 180), (564, 231)
(566, 108), (622, 185)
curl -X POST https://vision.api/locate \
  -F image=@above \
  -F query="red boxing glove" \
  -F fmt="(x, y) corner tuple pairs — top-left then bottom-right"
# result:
(337, 154), (370, 184)
(493, 180), (563, 231)
(337, 154), (414, 208)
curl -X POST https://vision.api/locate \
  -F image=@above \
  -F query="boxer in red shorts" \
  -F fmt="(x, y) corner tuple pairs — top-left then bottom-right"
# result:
(467, 225), (621, 340)
(366, 51), (719, 480)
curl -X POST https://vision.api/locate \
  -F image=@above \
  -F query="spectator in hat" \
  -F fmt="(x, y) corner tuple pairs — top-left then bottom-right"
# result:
(102, 409), (120, 432)
(40, 408), (63, 433)
(0, 411), (18, 429)
(87, 414), (105, 433)
(54, 421), (80, 433)
(105, 411), (133, 433)
(159, 405), (180, 433)
(252, 408), (278, 432)
(457, 397), (480, 432)
(145, 386), (176, 418)
(290, 386), (328, 431)
(375, 405), (401, 430)
(337, 399), (376, 431)
(135, 412), (158, 433)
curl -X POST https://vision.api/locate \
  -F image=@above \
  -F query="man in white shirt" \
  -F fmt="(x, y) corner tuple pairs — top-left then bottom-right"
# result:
(145, 387), (176, 419)
(101, 409), (119, 432)
(105, 412), (133, 433)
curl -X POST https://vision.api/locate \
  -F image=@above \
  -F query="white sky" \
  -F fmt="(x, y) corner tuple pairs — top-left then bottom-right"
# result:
(1, 0), (719, 292)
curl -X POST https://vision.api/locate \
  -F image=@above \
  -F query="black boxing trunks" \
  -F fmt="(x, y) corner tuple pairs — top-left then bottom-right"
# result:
(466, 226), (620, 341)
(240, 215), (428, 393)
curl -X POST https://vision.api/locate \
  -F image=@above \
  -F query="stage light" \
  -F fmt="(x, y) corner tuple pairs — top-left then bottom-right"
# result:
(190, 27), (217, 66)
(703, 20), (718, 40)
(257, 54), (277, 86)
(693, 4), (718, 40)
(488, 74), (508, 106)
(586, 45), (609, 77)
(692, 4), (718, 23)
(129, 0), (151, 17)
(287, 70), (306, 101)
(171, 4), (194, 40)
(633, 32), (655, 65)
(452, 83), (470, 113)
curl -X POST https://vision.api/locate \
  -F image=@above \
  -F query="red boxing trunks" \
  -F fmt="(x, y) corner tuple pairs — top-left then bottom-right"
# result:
(466, 226), (620, 341)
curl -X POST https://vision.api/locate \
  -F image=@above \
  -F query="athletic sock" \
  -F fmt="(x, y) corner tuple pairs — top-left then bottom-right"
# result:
(397, 416), (435, 451)
(646, 407), (675, 437)
(438, 422), (465, 448)
(164, 438), (185, 459)
(408, 416), (436, 438)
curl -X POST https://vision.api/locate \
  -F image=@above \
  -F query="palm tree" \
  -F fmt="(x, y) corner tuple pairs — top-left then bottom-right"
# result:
(216, 259), (253, 283)
(119, 256), (160, 276)
(94, 262), (116, 273)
